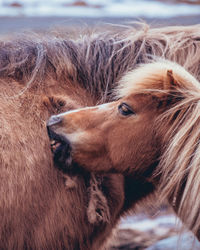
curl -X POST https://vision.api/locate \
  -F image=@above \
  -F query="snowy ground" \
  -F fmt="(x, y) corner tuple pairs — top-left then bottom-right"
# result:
(109, 210), (189, 249)
(0, 0), (199, 18)
(120, 213), (181, 235)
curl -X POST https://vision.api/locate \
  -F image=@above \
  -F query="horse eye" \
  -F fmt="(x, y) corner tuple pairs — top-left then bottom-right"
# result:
(118, 103), (135, 116)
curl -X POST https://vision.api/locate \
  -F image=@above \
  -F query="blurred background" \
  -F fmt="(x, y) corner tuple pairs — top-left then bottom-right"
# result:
(0, 0), (199, 34)
(0, 0), (200, 249)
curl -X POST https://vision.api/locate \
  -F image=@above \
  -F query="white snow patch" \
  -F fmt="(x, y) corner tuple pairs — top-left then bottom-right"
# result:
(120, 214), (182, 232)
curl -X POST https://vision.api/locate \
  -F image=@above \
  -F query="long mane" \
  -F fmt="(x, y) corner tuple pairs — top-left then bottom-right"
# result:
(157, 86), (200, 236)
(1, 23), (200, 102)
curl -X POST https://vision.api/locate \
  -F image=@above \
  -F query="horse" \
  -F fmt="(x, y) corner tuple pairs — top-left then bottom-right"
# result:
(47, 59), (200, 240)
(0, 31), (131, 250)
(1, 23), (200, 248)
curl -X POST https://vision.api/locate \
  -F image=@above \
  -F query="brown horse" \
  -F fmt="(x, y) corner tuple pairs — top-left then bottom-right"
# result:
(47, 60), (200, 239)
(1, 23), (200, 248)
(0, 32), (132, 250)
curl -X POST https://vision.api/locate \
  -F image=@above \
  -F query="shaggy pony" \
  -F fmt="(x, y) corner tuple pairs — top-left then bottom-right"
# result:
(1, 23), (200, 248)
(47, 59), (200, 239)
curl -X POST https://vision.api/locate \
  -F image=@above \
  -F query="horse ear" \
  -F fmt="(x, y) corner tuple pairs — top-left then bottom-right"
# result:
(43, 95), (80, 114)
(163, 70), (178, 90)
(43, 95), (66, 114)
(155, 70), (182, 108)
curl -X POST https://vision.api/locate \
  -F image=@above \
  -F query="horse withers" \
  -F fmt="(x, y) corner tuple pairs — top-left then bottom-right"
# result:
(47, 60), (200, 239)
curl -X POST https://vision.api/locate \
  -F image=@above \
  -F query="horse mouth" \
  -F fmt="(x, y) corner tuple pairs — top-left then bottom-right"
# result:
(50, 140), (62, 153)
(47, 127), (72, 170)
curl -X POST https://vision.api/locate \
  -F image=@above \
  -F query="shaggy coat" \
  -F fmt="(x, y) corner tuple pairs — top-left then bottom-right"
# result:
(47, 60), (200, 239)
(1, 23), (200, 248)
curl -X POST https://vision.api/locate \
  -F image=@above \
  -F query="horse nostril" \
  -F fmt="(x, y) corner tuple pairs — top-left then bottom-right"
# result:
(47, 115), (62, 127)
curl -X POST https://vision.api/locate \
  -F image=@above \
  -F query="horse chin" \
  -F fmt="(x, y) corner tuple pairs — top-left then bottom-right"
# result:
(48, 128), (72, 171)
(53, 141), (72, 171)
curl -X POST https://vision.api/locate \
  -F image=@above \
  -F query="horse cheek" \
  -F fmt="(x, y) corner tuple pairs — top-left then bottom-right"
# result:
(72, 135), (108, 171)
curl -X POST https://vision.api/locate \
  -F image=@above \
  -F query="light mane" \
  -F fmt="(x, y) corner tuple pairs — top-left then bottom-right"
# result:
(116, 60), (200, 98)
(157, 95), (200, 236)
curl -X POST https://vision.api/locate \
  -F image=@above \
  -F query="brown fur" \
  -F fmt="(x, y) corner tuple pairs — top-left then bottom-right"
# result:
(1, 23), (200, 248)
(48, 60), (200, 239)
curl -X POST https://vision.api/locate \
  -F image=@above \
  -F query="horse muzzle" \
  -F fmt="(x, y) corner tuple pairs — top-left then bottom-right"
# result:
(47, 117), (72, 171)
